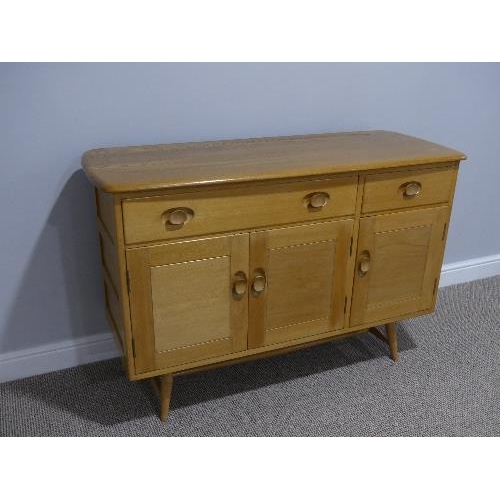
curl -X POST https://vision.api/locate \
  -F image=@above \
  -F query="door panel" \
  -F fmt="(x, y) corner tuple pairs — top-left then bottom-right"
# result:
(127, 234), (249, 373)
(249, 219), (353, 348)
(266, 240), (335, 330)
(150, 255), (231, 352)
(350, 207), (449, 326)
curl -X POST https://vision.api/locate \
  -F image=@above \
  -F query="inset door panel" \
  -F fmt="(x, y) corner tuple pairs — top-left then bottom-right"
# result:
(249, 220), (353, 348)
(365, 225), (431, 306)
(266, 239), (335, 330)
(127, 234), (249, 373)
(350, 207), (449, 326)
(150, 255), (232, 352)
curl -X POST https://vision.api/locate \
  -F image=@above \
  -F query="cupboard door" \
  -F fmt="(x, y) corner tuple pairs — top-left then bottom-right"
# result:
(350, 207), (449, 326)
(127, 234), (249, 373)
(248, 220), (354, 348)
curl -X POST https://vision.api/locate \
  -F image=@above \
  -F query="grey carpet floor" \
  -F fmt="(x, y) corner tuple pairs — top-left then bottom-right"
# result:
(1, 276), (499, 436)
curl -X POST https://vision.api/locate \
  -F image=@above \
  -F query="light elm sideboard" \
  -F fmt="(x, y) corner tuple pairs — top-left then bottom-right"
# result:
(82, 130), (466, 421)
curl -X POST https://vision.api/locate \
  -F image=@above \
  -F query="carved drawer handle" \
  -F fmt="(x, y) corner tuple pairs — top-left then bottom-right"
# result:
(358, 251), (371, 277)
(252, 269), (267, 296)
(164, 207), (194, 228)
(400, 181), (422, 199)
(305, 191), (330, 209)
(232, 271), (248, 297)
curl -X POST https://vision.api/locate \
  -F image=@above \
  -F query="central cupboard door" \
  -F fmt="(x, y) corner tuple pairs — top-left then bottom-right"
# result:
(248, 219), (354, 348)
(127, 234), (249, 373)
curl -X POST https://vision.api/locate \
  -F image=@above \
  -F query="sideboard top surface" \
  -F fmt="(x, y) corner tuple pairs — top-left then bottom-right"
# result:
(82, 130), (466, 193)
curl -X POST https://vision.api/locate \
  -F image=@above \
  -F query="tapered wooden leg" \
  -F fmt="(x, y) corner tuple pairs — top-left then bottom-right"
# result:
(385, 322), (399, 362)
(150, 373), (174, 422)
(159, 374), (173, 421)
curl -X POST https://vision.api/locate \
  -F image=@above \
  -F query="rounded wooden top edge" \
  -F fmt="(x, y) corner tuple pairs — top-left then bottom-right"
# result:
(81, 130), (466, 161)
(86, 156), (465, 194)
(80, 130), (466, 193)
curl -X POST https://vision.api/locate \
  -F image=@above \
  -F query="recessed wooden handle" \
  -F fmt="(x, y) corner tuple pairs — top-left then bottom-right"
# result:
(401, 181), (422, 198)
(232, 271), (248, 297)
(164, 207), (194, 227)
(252, 269), (267, 295)
(305, 192), (330, 209)
(358, 251), (371, 277)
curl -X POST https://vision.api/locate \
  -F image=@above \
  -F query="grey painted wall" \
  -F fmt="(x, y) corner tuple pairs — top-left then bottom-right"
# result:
(1, 62), (499, 354)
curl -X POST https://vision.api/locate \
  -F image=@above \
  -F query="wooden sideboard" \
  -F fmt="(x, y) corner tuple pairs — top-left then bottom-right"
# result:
(82, 130), (466, 421)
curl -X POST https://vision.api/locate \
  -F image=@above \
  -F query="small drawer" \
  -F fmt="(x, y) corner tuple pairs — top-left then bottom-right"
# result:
(361, 166), (456, 214)
(122, 177), (358, 244)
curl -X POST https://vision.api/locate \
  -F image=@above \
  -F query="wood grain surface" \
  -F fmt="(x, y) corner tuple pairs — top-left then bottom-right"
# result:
(82, 130), (465, 193)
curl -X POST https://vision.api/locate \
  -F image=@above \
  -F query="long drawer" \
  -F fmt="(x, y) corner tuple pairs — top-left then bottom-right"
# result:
(361, 165), (456, 214)
(122, 177), (358, 244)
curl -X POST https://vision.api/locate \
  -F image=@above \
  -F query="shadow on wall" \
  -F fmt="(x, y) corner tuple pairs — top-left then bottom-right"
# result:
(1, 168), (110, 357)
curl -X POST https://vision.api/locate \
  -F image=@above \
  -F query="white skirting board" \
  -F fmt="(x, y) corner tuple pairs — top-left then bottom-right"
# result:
(1, 253), (499, 384)
(0, 333), (120, 384)
(439, 253), (500, 287)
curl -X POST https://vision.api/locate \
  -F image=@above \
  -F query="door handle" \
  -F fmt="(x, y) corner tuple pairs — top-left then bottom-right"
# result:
(251, 269), (267, 296)
(358, 251), (371, 277)
(232, 271), (248, 298)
